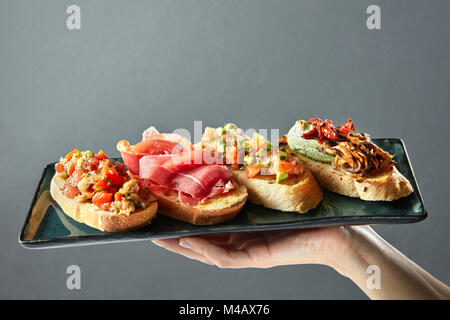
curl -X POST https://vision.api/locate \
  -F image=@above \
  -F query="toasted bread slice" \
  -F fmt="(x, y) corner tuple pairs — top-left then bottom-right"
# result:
(292, 152), (413, 201)
(192, 142), (322, 213)
(50, 175), (158, 232)
(151, 180), (248, 225)
(230, 168), (322, 213)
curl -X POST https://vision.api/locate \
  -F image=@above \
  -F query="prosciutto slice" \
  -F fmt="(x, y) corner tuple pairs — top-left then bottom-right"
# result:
(140, 160), (231, 199)
(117, 127), (234, 206)
(117, 140), (178, 174)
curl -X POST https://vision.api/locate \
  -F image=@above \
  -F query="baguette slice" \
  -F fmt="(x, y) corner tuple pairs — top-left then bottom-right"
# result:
(291, 152), (413, 201)
(50, 175), (158, 232)
(230, 167), (322, 213)
(151, 180), (248, 225)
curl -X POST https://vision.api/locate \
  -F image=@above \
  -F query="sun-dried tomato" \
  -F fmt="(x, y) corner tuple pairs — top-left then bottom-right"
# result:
(337, 118), (355, 134)
(301, 126), (319, 139)
(302, 118), (339, 143)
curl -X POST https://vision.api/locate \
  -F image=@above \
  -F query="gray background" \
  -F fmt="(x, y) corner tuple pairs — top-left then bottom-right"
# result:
(1, 0), (449, 299)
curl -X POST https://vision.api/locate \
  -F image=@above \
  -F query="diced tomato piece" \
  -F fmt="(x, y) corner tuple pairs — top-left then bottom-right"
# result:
(90, 156), (99, 168)
(277, 160), (293, 173)
(83, 186), (96, 199)
(92, 191), (113, 209)
(276, 159), (303, 175)
(65, 149), (79, 162)
(63, 185), (79, 198)
(72, 169), (84, 184)
(94, 180), (109, 191)
(245, 164), (261, 178)
(104, 168), (126, 185)
(104, 166), (117, 176)
(102, 185), (119, 195)
(95, 150), (107, 160)
(114, 192), (124, 202)
(288, 161), (303, 175)
(68, 163), (76, 176)
(55, 163), (64, 173)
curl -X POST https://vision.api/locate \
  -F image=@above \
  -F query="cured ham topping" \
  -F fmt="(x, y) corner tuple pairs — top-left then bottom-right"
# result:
(139, 156), (231, 200)
(117, 127), (193, 175)
(300, 118), (396, 176)
(117, 127), (234, 206)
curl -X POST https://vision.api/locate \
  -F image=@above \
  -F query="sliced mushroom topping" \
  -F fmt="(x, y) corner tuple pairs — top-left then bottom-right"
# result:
(327, 133), (395, 176)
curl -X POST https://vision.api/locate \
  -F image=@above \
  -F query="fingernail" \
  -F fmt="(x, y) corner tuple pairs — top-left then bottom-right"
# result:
(179, 239), (191, 249)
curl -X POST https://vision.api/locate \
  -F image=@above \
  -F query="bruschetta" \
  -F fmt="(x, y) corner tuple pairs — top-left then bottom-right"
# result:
(117, 127), (248, 225)
(50, 149), (158, 232)
(196, 123), (322, 213)
(285, 118), (413, 201)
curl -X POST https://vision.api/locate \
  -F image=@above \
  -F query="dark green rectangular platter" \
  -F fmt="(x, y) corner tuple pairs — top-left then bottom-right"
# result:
(19, 139), (427, 249)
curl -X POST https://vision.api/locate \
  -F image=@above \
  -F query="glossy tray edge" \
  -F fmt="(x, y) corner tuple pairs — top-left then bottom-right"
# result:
(19, 214), (426, 250)
(18, 138), (427, 250)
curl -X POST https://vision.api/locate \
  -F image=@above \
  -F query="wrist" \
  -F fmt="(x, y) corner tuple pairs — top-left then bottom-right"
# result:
(324, 226), (382, 279)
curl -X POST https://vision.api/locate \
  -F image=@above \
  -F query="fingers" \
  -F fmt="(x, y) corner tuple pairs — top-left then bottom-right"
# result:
(179, 236), (264, 269)
(151, 229), (319, 269)
(152, 239), (214, 265)
(158, 231), (288, 268)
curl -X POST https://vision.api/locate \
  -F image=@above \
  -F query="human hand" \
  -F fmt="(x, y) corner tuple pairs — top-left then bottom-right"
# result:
(152, 226), (357, 269)
(153, 225), (450, 300)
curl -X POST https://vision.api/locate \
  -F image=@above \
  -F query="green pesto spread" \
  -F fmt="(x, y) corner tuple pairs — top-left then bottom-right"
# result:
(286, 121), (334, 164)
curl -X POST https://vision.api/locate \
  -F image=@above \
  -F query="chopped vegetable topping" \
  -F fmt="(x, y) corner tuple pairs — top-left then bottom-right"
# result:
(276, 172), (289, 184)
(245, 164), (261, 179)
(55, 149), (149, 215)
(200, 123), (304, 183)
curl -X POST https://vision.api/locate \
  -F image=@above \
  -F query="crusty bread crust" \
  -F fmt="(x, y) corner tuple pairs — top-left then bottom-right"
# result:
(151, 181), (248, 225)
(293, 153), (413, 201)
(50, 175), (158, 232)
(230, 168), (322, 213)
